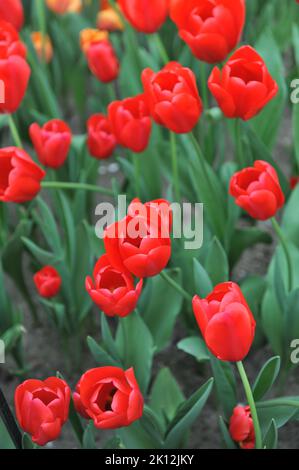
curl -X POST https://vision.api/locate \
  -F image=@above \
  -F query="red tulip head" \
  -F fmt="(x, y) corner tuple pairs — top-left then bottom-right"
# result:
(73, 366), (144, 429)
(33, 266), (62, 298)
(15, 377), (70, 446)
(87, 113), (117, 159)
(86, 254), (143, 317)
(0, 53), (30, 114)
(0, 20), (26, 58)
(208, 46), (279, 120)
(104, 198), (172, 278)
(0, 147), (45, 203)
(170, 0), (245, 63)
(229, 405), (255, 450)
(86, 38), (119, 83)
(29, 119), (72, 169)
(108, 94), (152, 153)
(118, 0), (169, 33)
(0, 0), (24, 31)
(192, 282), (256, 362)
(229, 160), (285, 221)
(142, 61), (203, 133)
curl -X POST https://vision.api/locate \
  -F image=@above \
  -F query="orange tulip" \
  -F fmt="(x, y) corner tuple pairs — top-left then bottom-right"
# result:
(80, 28), (108, 53)
(97, 8), (124, 32)
(31, 32), (53, 63)
(46, 0), (82, 14)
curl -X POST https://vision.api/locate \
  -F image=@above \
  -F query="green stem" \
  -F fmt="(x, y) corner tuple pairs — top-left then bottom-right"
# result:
(8, 114), (23, 148)
(199, 61), (208, 109)
(133, 154), (141, 198)
(271, 217), (293, 291)
(170, 132), (180, 202)
(236, 361), (262, 450)
(0, 388), (22, 449)
(154, 33), (169, 64)
(234, 119), (244, 168)
(160, 270), (192, 302)
(35, 0), (47, 62)
(42, 181), (114, 196)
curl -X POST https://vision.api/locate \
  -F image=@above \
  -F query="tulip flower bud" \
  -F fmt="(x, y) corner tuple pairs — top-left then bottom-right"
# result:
(87, 113), (117, 159)
(118, 0), (169, 34)
(229, 405), (255, 450)
(31, 32), (53, 63)
(0, 20), (26, 58)
(0, 0), (24, 31)
(46, 0), (82, 14)
(34, 266), (62, 298)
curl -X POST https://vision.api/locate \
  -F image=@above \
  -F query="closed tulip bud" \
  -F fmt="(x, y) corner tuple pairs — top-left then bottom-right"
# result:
(104, 198), (172, 278)
(170, 0), (245, 64)
(86, 254), (143, 317)
(142, 62), (203, 134)
(0, 52), (30, 114)
(29, 119), (72, 169)
(46, 0), (82, 14)
(118, 0), (169, 33)
(0, 0), (24, 31)
(108, 94), (152, 153)
(229, 160), (285, 221)
(0, 20), (26, 58)
(192, 282), (256, 362)
(229, 405), (255, 450)
(31, 32), (53, 63)
(87, 113), (117, 159)
(97, 8), (124, 32)
(15, 377), (70, 446)
(208, 46), (278, 120)
(0, 147), (45, 203)
(86, 39), (119, 83)
(73, 367), (144, 429)
(33, 266), (62, 298)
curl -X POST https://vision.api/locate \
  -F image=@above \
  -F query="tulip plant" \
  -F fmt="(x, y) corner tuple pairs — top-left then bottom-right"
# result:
(1, 0), (299, 452)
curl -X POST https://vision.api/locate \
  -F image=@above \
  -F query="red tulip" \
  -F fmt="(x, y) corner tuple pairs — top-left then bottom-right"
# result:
(0, 0), (24, 31)
(118, 0), (169, 33)
(142, 62), (203, 133)
(29, 119), (72, 169)
(229, 160), (285, 221)
(15, 377), (70, 446)
(192, 282), (256, 362)
(86, 39), (119, 83)
(73, 366), (144, 429)
(290, 176), (299, 190)
(170, 0), (245, 64)
(108, 94), (152, 153)
(0, 51), (30, 114)
(104, 198), (172, 278)
(0, 20), (26, 58)
(0, 147), (45, 203)
(86, 254), (143, 317)
(208, 46), (278, 120)
(34, 266), (62, 298)
(229, 405), (255, 450)
(87, 113), (116, 159)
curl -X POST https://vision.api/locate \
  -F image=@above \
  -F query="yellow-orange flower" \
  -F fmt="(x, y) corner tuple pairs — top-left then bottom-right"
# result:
(97, 8), (124, 32)
(80, 28), (108, 53)
(46, 0), (82, 14)
(31, 32), (53, 63)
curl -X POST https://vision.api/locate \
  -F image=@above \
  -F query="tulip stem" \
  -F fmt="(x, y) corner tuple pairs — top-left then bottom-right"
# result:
(160, 270), (192, 302)
(0, 388), (22, 449)
(236, 361), (263, 450)
(199, 62), (208, 109)
(234, 119), (245, 168)
(154, 33), (169, 64)
(133, 154), (141, 198)
(170, 132), (181, 201)
(41, 181), (114, 196)
(8, 115), (23, 149)
(271, 217), (293, 291)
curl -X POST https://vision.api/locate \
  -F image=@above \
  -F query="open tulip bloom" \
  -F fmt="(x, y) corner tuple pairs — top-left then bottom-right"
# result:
(0, 0), (299, 454)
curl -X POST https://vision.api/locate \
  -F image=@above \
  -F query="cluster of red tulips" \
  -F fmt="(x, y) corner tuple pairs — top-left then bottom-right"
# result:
(0, 0), (299, 452)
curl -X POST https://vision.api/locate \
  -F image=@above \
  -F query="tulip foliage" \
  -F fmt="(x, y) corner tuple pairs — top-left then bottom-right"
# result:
(1, 0), (299, 451)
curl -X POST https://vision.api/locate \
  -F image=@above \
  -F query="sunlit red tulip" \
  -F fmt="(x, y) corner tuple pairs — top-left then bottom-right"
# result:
(0, 20), (26, 58)
(73, 366), (144, 429)
(208, 46), (278, 120)
(0, 147), (45, 203)
(86, 254), (143, 317)
(31, 32), (53, 63)
(108, 94), (152, 153)
(192, 282), (256, 362)
(15, 377), (70, 446)
(229, 405), (255, 450)
(0, 0), (24, 31)
(29, 119), (72, 169)
(87, 113), (116, 159)
(46, 0), (82, 14)
(33, 266), (62, 298)
(229, 160), (285, 221)
(104, 198), (172, 278)
(142, 62), (202, 133)
(118, 0), (169, 33)
(170, 0), (245, 63)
